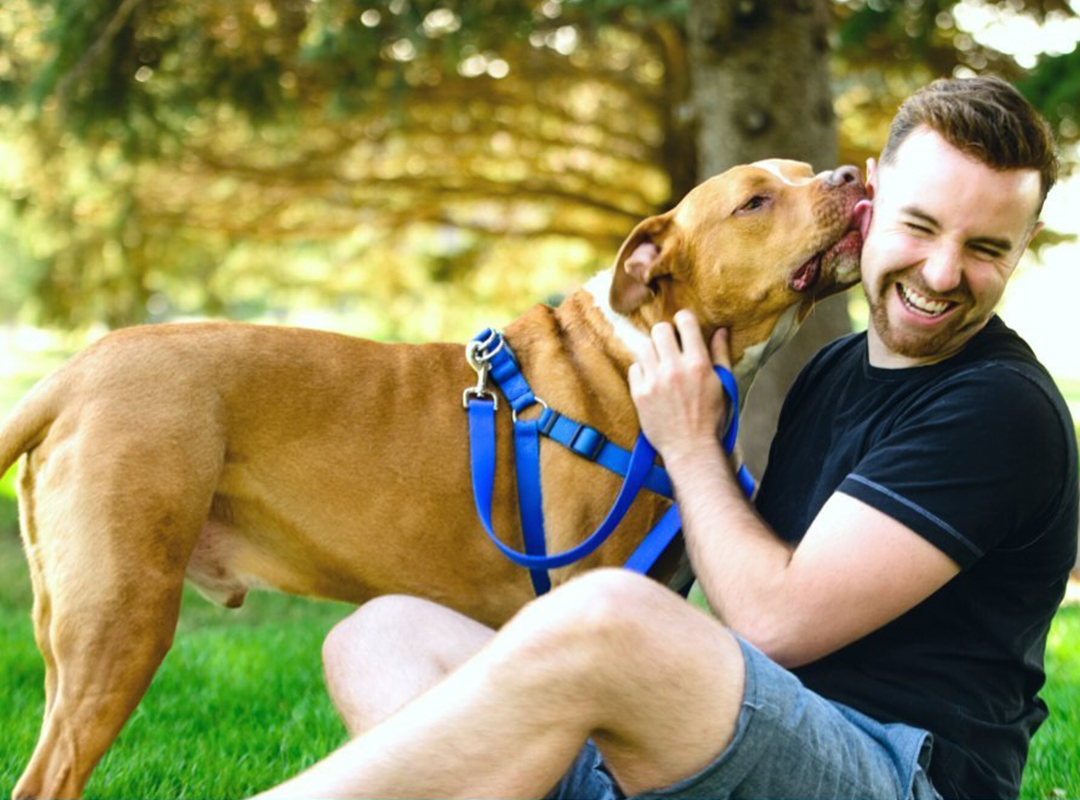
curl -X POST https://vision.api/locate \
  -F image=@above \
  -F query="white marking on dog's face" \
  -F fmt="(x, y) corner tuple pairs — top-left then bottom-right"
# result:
(751, 159), (818, 187)
(584, 269), (653, 354)
(754, 161), (798, 185)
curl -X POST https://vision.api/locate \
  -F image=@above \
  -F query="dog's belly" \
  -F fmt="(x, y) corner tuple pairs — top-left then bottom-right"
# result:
(183, 478), (538, 624)
(186, 520), (271, 608)
(184, 503), (392, 610)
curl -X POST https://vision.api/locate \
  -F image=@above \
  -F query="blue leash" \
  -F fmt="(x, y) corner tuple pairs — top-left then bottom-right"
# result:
(465, 329), (754, 595)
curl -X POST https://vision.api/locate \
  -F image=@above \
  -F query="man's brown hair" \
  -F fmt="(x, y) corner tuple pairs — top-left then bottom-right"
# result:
(881, 76), (1059, 214)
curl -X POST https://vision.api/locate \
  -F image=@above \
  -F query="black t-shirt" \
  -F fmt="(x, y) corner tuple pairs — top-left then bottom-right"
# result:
(754, 315), (1078, 800)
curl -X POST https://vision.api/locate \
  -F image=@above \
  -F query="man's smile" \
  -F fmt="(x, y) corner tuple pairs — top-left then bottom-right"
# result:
(894, 282), (960, 320)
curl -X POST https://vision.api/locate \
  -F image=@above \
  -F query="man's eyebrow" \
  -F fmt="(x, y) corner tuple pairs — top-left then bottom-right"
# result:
(968, 235), (1013, 252)
(900, 206), (940, 228)
(900, 206), (1013, 252)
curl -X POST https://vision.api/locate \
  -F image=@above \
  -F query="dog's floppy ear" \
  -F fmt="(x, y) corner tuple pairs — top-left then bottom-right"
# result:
(610, 211), (680, 314)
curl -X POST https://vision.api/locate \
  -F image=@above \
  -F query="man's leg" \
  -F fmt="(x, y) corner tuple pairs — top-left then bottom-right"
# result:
(259, 569), (746, 799)
(322, 595), (495, 735)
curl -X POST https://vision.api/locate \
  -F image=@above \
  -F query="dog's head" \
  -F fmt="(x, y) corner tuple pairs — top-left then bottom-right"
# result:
(610, 159), (869, 368)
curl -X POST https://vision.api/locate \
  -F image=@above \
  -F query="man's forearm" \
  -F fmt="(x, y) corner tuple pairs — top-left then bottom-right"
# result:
(665, 444), (796, 651)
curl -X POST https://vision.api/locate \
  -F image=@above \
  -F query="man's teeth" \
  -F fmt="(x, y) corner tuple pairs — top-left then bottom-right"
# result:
(898, 284), (951, 316)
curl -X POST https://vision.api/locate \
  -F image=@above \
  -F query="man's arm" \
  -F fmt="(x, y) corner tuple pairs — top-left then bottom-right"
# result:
(668, 443), (958, 667)
(629, 310), (959, 668)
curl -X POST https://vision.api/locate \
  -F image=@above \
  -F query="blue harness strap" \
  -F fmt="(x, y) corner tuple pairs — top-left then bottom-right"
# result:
(621, 504), (683, 574)
(513, 416), (550, 594)
(536, 408), (675, 499)
(465, 329), (754, 595)
(468, 399), (659, 570)
(620, 366), (754, 580)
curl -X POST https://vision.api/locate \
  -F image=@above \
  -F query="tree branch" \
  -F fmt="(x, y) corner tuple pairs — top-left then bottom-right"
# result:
(56, 0), (149, 103)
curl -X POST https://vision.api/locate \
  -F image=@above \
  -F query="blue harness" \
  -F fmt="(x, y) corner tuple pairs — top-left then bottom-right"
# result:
(464, 328), (754, 596)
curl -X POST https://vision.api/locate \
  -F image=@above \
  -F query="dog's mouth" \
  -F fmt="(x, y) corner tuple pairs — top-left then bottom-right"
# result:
(789, 200), (870, 294)
(790, 249), (826, 292)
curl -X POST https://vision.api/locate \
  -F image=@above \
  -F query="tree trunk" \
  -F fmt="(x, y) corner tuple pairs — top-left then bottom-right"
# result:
(686, 0), (852, 477)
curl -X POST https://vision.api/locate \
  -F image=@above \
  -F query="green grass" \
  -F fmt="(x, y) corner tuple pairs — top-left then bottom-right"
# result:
(0, 519), (1077, 797)
(1021, 605), (1080, 800)
(0, 468), (16, 539)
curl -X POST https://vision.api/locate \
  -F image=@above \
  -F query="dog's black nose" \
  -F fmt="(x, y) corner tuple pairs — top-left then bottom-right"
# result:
(828, 165), (863, 187)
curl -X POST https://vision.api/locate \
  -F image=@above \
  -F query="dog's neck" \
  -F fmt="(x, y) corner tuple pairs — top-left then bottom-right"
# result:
(581, 268), (799, 406)
(729, 303), (803, 403)
(581, 269), (653, 357)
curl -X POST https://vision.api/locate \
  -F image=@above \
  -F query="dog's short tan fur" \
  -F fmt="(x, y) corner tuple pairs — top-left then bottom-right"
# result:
(2, 159), (865, 799)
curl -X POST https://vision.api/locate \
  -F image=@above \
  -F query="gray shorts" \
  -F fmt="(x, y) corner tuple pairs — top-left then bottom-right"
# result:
(548, 636), (940, 800)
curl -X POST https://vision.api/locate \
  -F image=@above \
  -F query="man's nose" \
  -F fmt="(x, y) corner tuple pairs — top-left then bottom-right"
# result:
(922, 246), (963, 292)
(827, 165), (863, 188)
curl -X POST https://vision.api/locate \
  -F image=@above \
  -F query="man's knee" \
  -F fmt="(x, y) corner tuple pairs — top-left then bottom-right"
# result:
(323, 594), (497, 689)
(531, 569), (682, 636)
(322, 595), (430, 677)
(489, 569), (743, 736)
(500, 569), (715, 680)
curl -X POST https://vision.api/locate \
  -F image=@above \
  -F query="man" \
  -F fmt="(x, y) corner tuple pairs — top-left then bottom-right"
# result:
(261, 77), (1078, 800)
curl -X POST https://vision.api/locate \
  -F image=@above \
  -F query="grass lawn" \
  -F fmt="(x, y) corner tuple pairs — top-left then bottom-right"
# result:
(0, 517), (1077, 798)
(1023, 604), (1080, 800)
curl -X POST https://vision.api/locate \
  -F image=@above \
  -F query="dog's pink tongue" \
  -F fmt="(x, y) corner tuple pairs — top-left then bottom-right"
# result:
(625, 242), (660, 270)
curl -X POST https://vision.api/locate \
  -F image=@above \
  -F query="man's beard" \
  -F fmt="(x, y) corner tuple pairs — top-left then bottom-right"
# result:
(864, 278), (978, 360)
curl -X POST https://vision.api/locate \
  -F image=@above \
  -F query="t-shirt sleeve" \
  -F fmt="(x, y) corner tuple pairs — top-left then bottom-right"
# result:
(837, 366), (1070, 569)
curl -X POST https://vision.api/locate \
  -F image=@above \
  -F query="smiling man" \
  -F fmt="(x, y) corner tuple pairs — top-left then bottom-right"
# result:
(723, 79), (1078, 798)
(261, 77), (1077, 800)
(863, 121), (1045, 367)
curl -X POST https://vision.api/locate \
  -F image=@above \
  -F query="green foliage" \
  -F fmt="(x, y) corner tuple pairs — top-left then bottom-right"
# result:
(1019, 49), (1080, 133)
(8, 0), (687, 139)
(1, 0), (1078, 334)
(1, 0), (687, 332)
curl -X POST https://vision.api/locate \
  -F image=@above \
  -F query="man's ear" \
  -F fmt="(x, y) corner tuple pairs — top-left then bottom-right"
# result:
(1025, 220), (1045, 250)
(610, 211), (679, 315)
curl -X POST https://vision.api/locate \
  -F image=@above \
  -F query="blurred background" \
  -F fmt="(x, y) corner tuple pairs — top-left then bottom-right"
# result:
(0, 0), (1078, 492)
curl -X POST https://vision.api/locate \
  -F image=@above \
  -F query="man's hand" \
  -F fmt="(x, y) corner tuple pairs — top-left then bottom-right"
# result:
(627, 309), (731, 464)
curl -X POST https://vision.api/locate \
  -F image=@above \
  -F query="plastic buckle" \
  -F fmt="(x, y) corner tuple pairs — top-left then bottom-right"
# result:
(569, 424), (606, 461)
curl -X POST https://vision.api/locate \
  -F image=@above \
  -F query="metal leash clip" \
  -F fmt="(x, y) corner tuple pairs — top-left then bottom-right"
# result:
(469, 329), (505, 365)
(463, 338), (499, 409)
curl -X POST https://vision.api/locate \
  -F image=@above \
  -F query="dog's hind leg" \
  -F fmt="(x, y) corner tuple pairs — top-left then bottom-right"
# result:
(12, 435), (220, 800)
(18, 462), (59, 727)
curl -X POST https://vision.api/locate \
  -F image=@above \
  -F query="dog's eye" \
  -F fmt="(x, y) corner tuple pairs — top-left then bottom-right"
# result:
(736, 195), (770, 214)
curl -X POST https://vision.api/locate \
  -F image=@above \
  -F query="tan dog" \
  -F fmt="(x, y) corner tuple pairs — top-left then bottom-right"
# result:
(2, 159), (866, 799)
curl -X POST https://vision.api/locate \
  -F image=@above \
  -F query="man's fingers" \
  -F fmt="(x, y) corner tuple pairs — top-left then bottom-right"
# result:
(629, 336), (658, 373)
(651, 320), (681, 362)
(673, 310), (710, 363)
(710, 328), (732, 369)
